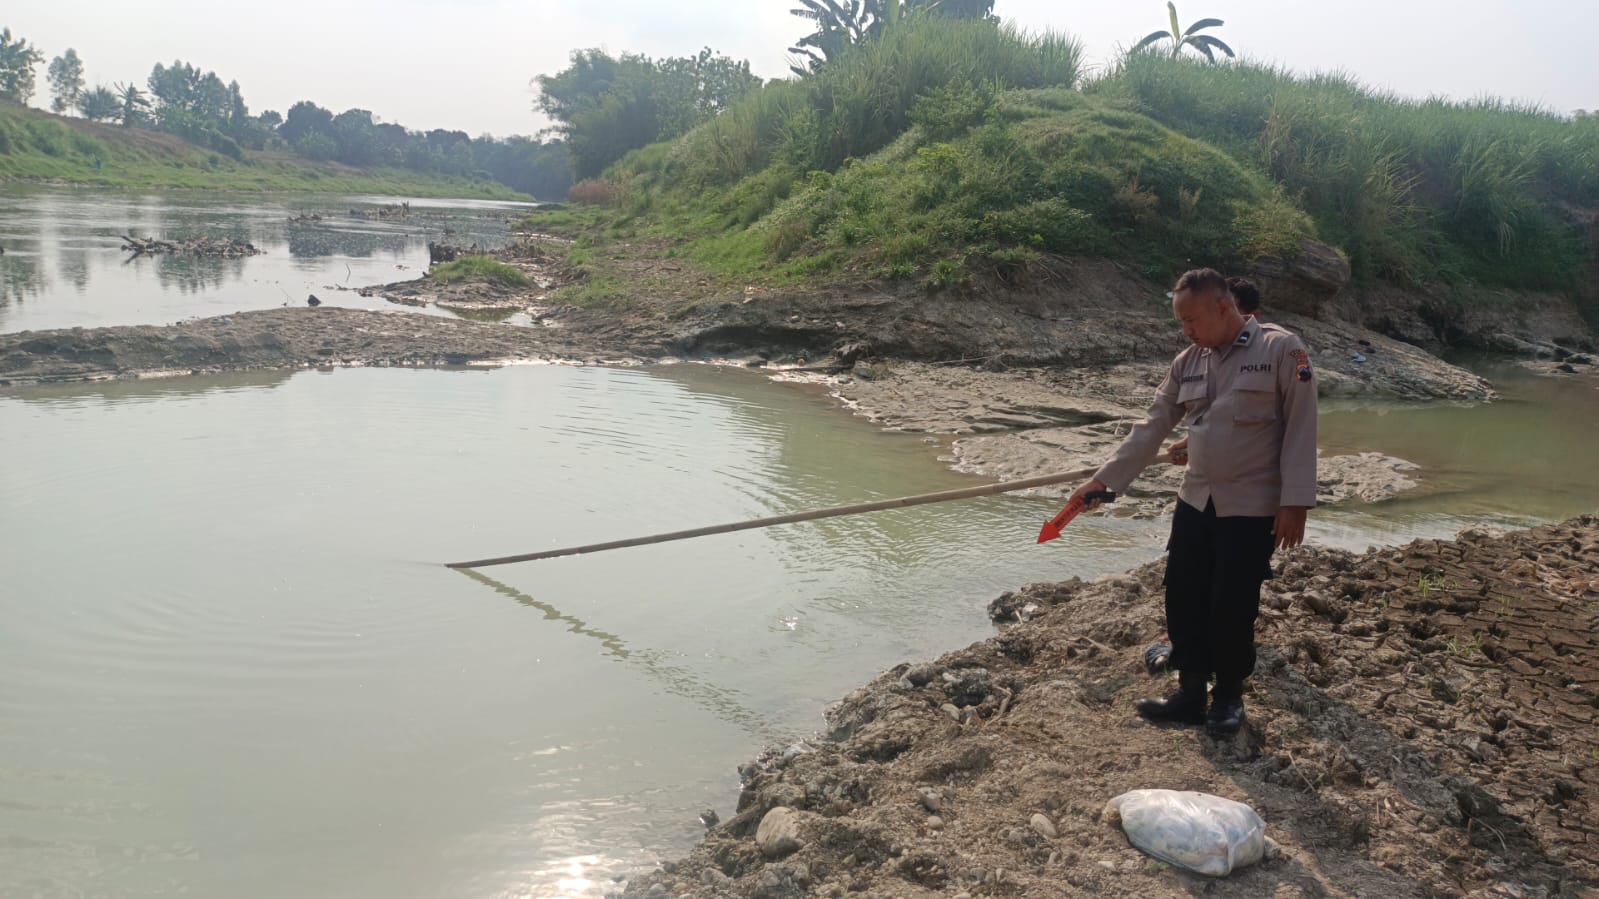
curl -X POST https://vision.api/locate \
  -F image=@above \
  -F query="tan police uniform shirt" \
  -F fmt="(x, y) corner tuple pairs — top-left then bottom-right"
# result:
(1094, 317), (1318, 517)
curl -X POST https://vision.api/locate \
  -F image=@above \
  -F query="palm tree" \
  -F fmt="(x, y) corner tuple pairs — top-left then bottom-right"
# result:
(1133, 2), (1235, 62)
(113, 82), (151, 128)
(77, 85), (120, 122)
(789, 0), (871, 75)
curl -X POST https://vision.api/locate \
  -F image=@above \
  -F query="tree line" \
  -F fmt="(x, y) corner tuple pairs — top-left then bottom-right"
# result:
(531, 0), (998, 182)
(0, 27), (573, 200)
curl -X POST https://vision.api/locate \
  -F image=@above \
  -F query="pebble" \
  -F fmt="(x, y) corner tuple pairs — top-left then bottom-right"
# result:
(756, 807), (803, 858)
(1029, 813), (1058, 839)
(700, 868), (732, 886)
(926, 815), (944, 830)
(940, 703), (962, 722)
(918, 787), (944, 813)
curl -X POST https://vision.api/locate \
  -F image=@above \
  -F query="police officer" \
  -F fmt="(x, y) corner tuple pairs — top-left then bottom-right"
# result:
(1227, 276), (1262, 319)
(1068, 268), (1317, 735)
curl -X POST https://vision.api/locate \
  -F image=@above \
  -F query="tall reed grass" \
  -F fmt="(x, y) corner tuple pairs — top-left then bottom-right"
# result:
(1093, 53), (1598, 289)
(661, 18), (1083, 188)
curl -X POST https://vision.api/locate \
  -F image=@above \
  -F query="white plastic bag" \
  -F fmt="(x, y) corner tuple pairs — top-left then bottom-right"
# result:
(1103, 789), (1267, 877)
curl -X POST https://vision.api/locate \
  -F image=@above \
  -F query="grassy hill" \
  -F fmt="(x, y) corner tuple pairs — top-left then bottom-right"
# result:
(0, 105), (528, 199)
(522, 20), (1598, 312)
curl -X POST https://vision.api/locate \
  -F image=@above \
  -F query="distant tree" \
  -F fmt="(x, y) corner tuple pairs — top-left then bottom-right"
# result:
(1133, 2), (1235, 62)
(789, 0), (869, 74)
(280, 100), (333, 143)
(225, 80), (248, 130)
(147, 60), (201, 120)
(77, 84), (119, 121)
(47, 48), (84, 113)
(294, 131), (337, 162)
(788, 0), (993, 74)
(535, 46), (759, 178)
(192, 71), (229, 122)
(0, 28), (45, 105)
(113, 82), (151, 128)
(256, 109), (283, 129)
(330, 108), (379, 165)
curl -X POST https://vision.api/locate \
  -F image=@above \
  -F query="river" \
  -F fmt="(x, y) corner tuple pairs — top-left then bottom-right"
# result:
(1, 187), (1595, 898)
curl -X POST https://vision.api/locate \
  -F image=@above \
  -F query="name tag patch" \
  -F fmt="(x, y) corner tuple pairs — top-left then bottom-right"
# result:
(1181, 375), (1205, 383)
(1239, 363), (1272, 374)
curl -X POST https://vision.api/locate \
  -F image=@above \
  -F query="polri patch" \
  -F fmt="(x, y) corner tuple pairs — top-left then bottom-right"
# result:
(1292, 349), (1313, 382)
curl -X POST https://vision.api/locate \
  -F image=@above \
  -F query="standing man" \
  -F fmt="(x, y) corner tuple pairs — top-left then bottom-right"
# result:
(1227, 276), (1262, 319)
(1069, 268), (1317, 735)
(1167, 276), (1261, 466)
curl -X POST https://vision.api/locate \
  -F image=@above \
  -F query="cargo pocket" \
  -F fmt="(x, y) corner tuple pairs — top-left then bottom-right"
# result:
(1177, 380), (1209, 420)
(1231, 374), (1278, 423)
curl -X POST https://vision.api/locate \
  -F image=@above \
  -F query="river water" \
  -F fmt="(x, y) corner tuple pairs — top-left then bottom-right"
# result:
(1, 187), (1596, 898)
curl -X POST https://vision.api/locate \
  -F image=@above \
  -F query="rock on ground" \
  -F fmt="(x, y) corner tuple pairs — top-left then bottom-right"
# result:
(621, 515), (1599, 899)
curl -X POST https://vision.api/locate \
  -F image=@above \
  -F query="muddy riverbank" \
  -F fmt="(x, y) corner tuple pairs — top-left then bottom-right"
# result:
(620, 516), (1599, 899)
(5, 245), (1596, 899)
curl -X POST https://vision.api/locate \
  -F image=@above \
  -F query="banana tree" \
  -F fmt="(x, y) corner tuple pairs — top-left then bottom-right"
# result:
(1133, 1), (1235, 62)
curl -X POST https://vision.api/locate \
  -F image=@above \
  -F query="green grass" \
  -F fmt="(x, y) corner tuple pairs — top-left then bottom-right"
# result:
(1091, 53), (1598, 290)
(427, 257), (533, 288)
(526, 86), (1314, 288)
(0, 106), (529, 199)
(514, 19), (1597, 309)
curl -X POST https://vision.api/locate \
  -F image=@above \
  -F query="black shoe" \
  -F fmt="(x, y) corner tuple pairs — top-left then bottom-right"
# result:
(1206, 695), (1246, 736)
(1136, 688), (1207, 725)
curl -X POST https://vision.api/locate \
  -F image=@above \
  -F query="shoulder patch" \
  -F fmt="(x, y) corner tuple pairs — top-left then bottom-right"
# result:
(1291, 348), (1313, 382)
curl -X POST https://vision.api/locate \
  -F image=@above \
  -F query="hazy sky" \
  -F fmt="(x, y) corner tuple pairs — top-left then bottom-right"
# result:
(8, 1), (1596, 138)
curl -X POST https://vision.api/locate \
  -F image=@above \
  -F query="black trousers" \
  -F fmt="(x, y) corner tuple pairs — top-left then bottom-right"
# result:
(1162, 498), (1276, 696)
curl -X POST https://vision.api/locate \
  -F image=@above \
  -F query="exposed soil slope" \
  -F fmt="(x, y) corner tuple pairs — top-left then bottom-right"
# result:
(622, 516), (1599, 899)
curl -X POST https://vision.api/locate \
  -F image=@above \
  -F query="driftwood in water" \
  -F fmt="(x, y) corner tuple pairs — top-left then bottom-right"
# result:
(347, 202), (411, 220)
(121, 234), (263, 258)
(427, 241), (487, 265)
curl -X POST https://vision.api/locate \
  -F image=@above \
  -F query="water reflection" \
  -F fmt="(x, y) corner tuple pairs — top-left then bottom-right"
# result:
(0, 236), (47, 304)
(456, 568), (790, 747)
(0, 187), (533, 333)
(149, 255), (251, 294)
(5, 368), (294, 405)
(286, 224), (410, 259)
(56, 242), (91, 293)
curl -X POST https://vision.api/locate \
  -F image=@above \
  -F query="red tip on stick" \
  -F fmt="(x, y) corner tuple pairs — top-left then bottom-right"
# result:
(1037, 498), (1087, 544)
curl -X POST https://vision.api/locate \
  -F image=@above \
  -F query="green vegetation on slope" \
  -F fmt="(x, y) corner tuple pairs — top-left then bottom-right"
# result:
(0, 105), (529, 198)
(521, 18), (1597, 306)
(1095, 52), (1599, 289)
(427, 257), (533, 288)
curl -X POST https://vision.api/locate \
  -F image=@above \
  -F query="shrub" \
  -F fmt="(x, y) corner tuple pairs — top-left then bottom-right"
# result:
(428, 257), (533, 288)
(567, 179), (615, 205)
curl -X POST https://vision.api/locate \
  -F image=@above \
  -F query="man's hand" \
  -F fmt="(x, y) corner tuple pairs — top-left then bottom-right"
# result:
(1069, 478), (1111, 511)
(1167, 437), (1189, 466)
(1273, 506), (1309, 551)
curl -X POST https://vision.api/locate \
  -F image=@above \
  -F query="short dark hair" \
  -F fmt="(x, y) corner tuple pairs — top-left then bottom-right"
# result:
(1173, 268), (1229, 300)
(1227, 277), (1261, 314)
